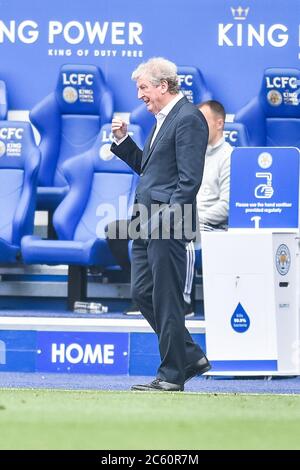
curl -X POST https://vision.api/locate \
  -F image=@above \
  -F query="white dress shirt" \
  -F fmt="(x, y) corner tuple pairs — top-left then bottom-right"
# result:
(150, 91), (184, 147)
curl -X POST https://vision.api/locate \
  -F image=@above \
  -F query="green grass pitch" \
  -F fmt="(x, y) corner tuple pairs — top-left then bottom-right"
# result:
(0, 389), (299, 449)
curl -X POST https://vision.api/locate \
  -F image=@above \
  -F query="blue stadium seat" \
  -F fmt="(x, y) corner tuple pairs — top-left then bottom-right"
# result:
(0, 81), (8, 119)
(130, 65), (212, 139)
(223, 122), (250, 147)
(235, 68), (300, 146)
(30, 64), (114, 210)
(177, 66), (212, 105)
(21, 124), (142, 308)
(0, 121), (40, 263)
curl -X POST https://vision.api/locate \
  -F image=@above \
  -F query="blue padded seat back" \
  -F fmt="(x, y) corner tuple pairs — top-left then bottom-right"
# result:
(130, 65), (212, 138)
(266, 119), (300, 147)
(55, 64), (113, 117)
(94, 123), (143, 174)
(0, 124), (34, 168)
(262, 68), (300, 147)
(0, 121), (40, 244)
(74, 123), (142, 240)
(224, 122), (250, 147)
(30, 64), (113, 187)
(0, 81), (8, 119)
(54, 115), (100, 186)
(0, 170), (23, 242)
(74, 172), (135, 240)
(236, 68), (300, 146)
(177, 66), (212, 105)
(260, 68), (300, 118)
(54, 123), (142, 242)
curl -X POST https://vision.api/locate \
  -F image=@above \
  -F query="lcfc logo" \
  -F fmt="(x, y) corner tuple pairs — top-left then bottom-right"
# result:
(267, 89), (283, 106)
(265, 76), (298, 89)
(62, 72), (94, 86)
(258, 151), (273, 169)
(178, 74), (193, 87)
(63, 86), (78, 103)
(0, 140), (6, 157)
(223, 129), (238, 143)
(276, 244), (291, 276)
(0, 127), (24, 139)
(99, 143), (114, 161)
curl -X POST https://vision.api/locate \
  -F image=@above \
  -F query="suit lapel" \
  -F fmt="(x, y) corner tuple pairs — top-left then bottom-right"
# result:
(141, 123), (156, 169)
(141, 97), (187, 172)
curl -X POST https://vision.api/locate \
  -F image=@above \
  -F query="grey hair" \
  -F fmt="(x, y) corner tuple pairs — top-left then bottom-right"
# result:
(131, 57), (180, 94)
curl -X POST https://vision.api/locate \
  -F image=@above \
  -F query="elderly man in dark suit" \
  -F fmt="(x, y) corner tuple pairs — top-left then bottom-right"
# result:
(111, 57), (210, 391)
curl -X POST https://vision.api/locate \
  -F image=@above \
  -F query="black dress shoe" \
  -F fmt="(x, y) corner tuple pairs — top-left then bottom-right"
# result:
(184, 355), (211, 383)
(131, 379), (183, 392)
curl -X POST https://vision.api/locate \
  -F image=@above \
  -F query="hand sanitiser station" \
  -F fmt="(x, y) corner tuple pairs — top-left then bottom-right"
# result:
(202, 147), (300, 376)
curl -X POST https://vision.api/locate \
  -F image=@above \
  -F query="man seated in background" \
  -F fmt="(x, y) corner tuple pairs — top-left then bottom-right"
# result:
(196, 100), (232, 232)
(106, 99), (232, 316)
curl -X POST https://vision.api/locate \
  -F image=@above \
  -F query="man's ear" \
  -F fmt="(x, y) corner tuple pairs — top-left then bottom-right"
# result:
(217, 118), (224, 131)
(160, 80), (168, 94)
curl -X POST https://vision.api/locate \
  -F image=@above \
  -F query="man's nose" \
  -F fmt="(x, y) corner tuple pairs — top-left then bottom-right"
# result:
(138, 89), (144, 100)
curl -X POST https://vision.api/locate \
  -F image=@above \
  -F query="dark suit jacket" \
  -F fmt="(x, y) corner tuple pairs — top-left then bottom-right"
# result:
(111, 96), (208, 240)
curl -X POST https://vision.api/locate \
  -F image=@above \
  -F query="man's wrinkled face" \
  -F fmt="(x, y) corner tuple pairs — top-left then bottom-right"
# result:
(136, 76), (164, 115)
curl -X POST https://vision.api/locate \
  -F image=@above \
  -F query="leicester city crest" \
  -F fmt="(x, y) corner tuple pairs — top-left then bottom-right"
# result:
(275, 244), (291, 276)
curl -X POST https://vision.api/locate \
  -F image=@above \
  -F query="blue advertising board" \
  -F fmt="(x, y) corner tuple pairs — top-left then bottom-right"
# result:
(0, 330), (36, 372)
(229, 147), (300, 229)
(36, 331), (129, 374)
(0, 329), (205, 375)
(0, 0), (299, 114)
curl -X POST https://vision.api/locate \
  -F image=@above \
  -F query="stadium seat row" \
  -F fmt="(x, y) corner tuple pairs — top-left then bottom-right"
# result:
(0, 65), (299, 309)
(0, 120), (140, 308)
(2, 64), (299, 215)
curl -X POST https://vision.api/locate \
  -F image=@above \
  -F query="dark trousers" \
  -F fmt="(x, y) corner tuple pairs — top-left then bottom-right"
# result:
(131, 237), (204, 386)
